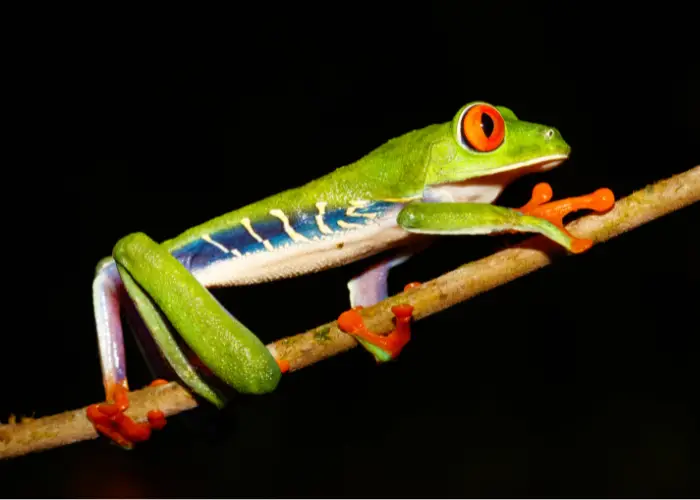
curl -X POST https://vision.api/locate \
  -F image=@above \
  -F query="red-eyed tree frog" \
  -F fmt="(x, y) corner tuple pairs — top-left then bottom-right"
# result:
(88, 101), (614, 447)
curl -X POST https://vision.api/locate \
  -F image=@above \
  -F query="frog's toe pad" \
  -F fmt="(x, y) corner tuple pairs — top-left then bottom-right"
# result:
(587, 188), (615, 212)
(147, 410), (167, 430)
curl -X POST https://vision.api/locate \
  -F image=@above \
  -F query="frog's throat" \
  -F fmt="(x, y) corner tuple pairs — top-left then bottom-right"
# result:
(459, 153), (570, 180)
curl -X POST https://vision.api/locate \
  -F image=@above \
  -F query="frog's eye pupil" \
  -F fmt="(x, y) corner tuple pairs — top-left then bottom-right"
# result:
(460, 103), (506, 152)
(481, 113), (495, 138)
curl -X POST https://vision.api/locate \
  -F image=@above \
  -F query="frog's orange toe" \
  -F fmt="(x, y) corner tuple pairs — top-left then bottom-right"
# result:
(147, 410), (167, 430)
(403, 281), (422, 291)
(338, 308), (365, 334)
(532, 182), (554, 203)
(570, 238), (594, 254)
(275, 358), (290, 374)
(520, 182), (554, 213)
(589, 188), (615, 212)
(88, 382), (168, 448)
(391, 304), (415, 319)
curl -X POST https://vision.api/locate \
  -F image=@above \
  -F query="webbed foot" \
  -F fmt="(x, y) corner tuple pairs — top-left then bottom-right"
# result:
(337, 304), (415, 363)
(517, 182), (615, 253)
(87, 379), (168, 449)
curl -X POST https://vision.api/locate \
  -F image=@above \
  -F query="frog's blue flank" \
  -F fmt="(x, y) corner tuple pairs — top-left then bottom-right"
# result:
(173, 200), (401, 273)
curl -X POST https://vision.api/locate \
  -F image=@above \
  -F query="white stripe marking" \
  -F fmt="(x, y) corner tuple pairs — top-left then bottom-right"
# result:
(202, 234), (230, 253)
(346, 199), (377, 219)
(269, 209), (309, 242)
(241, 217), (274, 251)
(203, 234), (243, 257)
(315, 202), (335, 235)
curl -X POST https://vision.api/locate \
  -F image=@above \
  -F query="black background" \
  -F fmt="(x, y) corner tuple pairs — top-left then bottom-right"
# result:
(2, 2), (699, 497)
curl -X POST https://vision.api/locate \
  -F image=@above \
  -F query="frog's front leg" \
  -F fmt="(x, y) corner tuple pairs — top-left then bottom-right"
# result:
(397, 183), (614, 253)
(89, 233), (282, 448)
(337, 185), (614, 363)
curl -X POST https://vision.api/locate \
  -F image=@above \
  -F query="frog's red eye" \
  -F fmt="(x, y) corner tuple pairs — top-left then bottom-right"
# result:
(461, 104), (505, 152)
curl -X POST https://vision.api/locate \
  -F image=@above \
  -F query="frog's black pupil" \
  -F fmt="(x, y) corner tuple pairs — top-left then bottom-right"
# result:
(481, 112), (494, 137)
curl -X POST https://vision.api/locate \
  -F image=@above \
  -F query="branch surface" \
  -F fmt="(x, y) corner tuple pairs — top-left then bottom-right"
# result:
(2, 165), (698, 460)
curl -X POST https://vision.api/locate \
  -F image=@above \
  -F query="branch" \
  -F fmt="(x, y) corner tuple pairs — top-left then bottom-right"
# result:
(2, 166), (698, 459)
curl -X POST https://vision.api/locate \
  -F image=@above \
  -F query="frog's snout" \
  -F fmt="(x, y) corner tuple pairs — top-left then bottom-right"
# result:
(542, 126), (571, 157)
(543, 127), (562, 143)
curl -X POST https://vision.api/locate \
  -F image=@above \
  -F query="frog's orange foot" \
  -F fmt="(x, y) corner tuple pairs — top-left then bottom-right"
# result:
(518, 183), (615, 254)
(337, 304), (415, 361)
(275, 358), (290, 374)
(519, 182), (615, 226)
(87, 380), (168, 448)
(403, 281), (422, 291)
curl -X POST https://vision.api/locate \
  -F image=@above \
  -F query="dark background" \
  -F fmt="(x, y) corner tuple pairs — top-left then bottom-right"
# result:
(2, 3), (699, 497)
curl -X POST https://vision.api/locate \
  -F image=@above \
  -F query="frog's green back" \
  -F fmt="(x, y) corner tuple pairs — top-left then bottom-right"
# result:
(164, 123), (447, 251)
(163, 99), (571, 252)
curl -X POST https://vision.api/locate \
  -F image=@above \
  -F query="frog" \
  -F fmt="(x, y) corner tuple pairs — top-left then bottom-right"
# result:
(88, 101), (614, 447)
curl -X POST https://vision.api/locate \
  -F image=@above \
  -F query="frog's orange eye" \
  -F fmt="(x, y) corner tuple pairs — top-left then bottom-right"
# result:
(461, 104), (505, 152)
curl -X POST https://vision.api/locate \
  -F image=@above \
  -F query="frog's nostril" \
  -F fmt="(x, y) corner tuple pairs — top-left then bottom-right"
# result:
(545, 129), (555, 140)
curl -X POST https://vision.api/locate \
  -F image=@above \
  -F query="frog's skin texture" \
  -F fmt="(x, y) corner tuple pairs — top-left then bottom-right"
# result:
(89, 102), (614, 447)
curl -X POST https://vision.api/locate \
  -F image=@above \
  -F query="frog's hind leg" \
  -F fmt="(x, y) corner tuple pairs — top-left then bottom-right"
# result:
(92, 259), (129, 402)
(89, 260), (170, 448)
(91, 253), (256, 448)
(346, 238), (433, 308)
(347, 252), (412, 308)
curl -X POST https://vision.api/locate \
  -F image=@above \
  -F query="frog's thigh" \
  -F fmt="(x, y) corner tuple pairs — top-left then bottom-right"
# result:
(347, 252), (413, 308)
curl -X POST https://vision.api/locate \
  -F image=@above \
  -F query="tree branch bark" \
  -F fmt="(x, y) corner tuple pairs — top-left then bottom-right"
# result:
(2, 165), (698, 460)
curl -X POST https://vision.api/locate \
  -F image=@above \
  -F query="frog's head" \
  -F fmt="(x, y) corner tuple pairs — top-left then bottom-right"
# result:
(425, 101), (571, 186)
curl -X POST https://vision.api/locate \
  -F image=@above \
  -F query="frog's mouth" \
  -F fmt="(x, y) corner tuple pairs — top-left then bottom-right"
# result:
(471, 153), (570, 177)
(433, 152), (570, 186)
(424, 154), (569, 204)
(531, 157), (567, 171)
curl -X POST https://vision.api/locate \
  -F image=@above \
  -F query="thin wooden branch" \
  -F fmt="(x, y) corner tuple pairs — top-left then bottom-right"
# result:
(2, 165), (698, 460)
